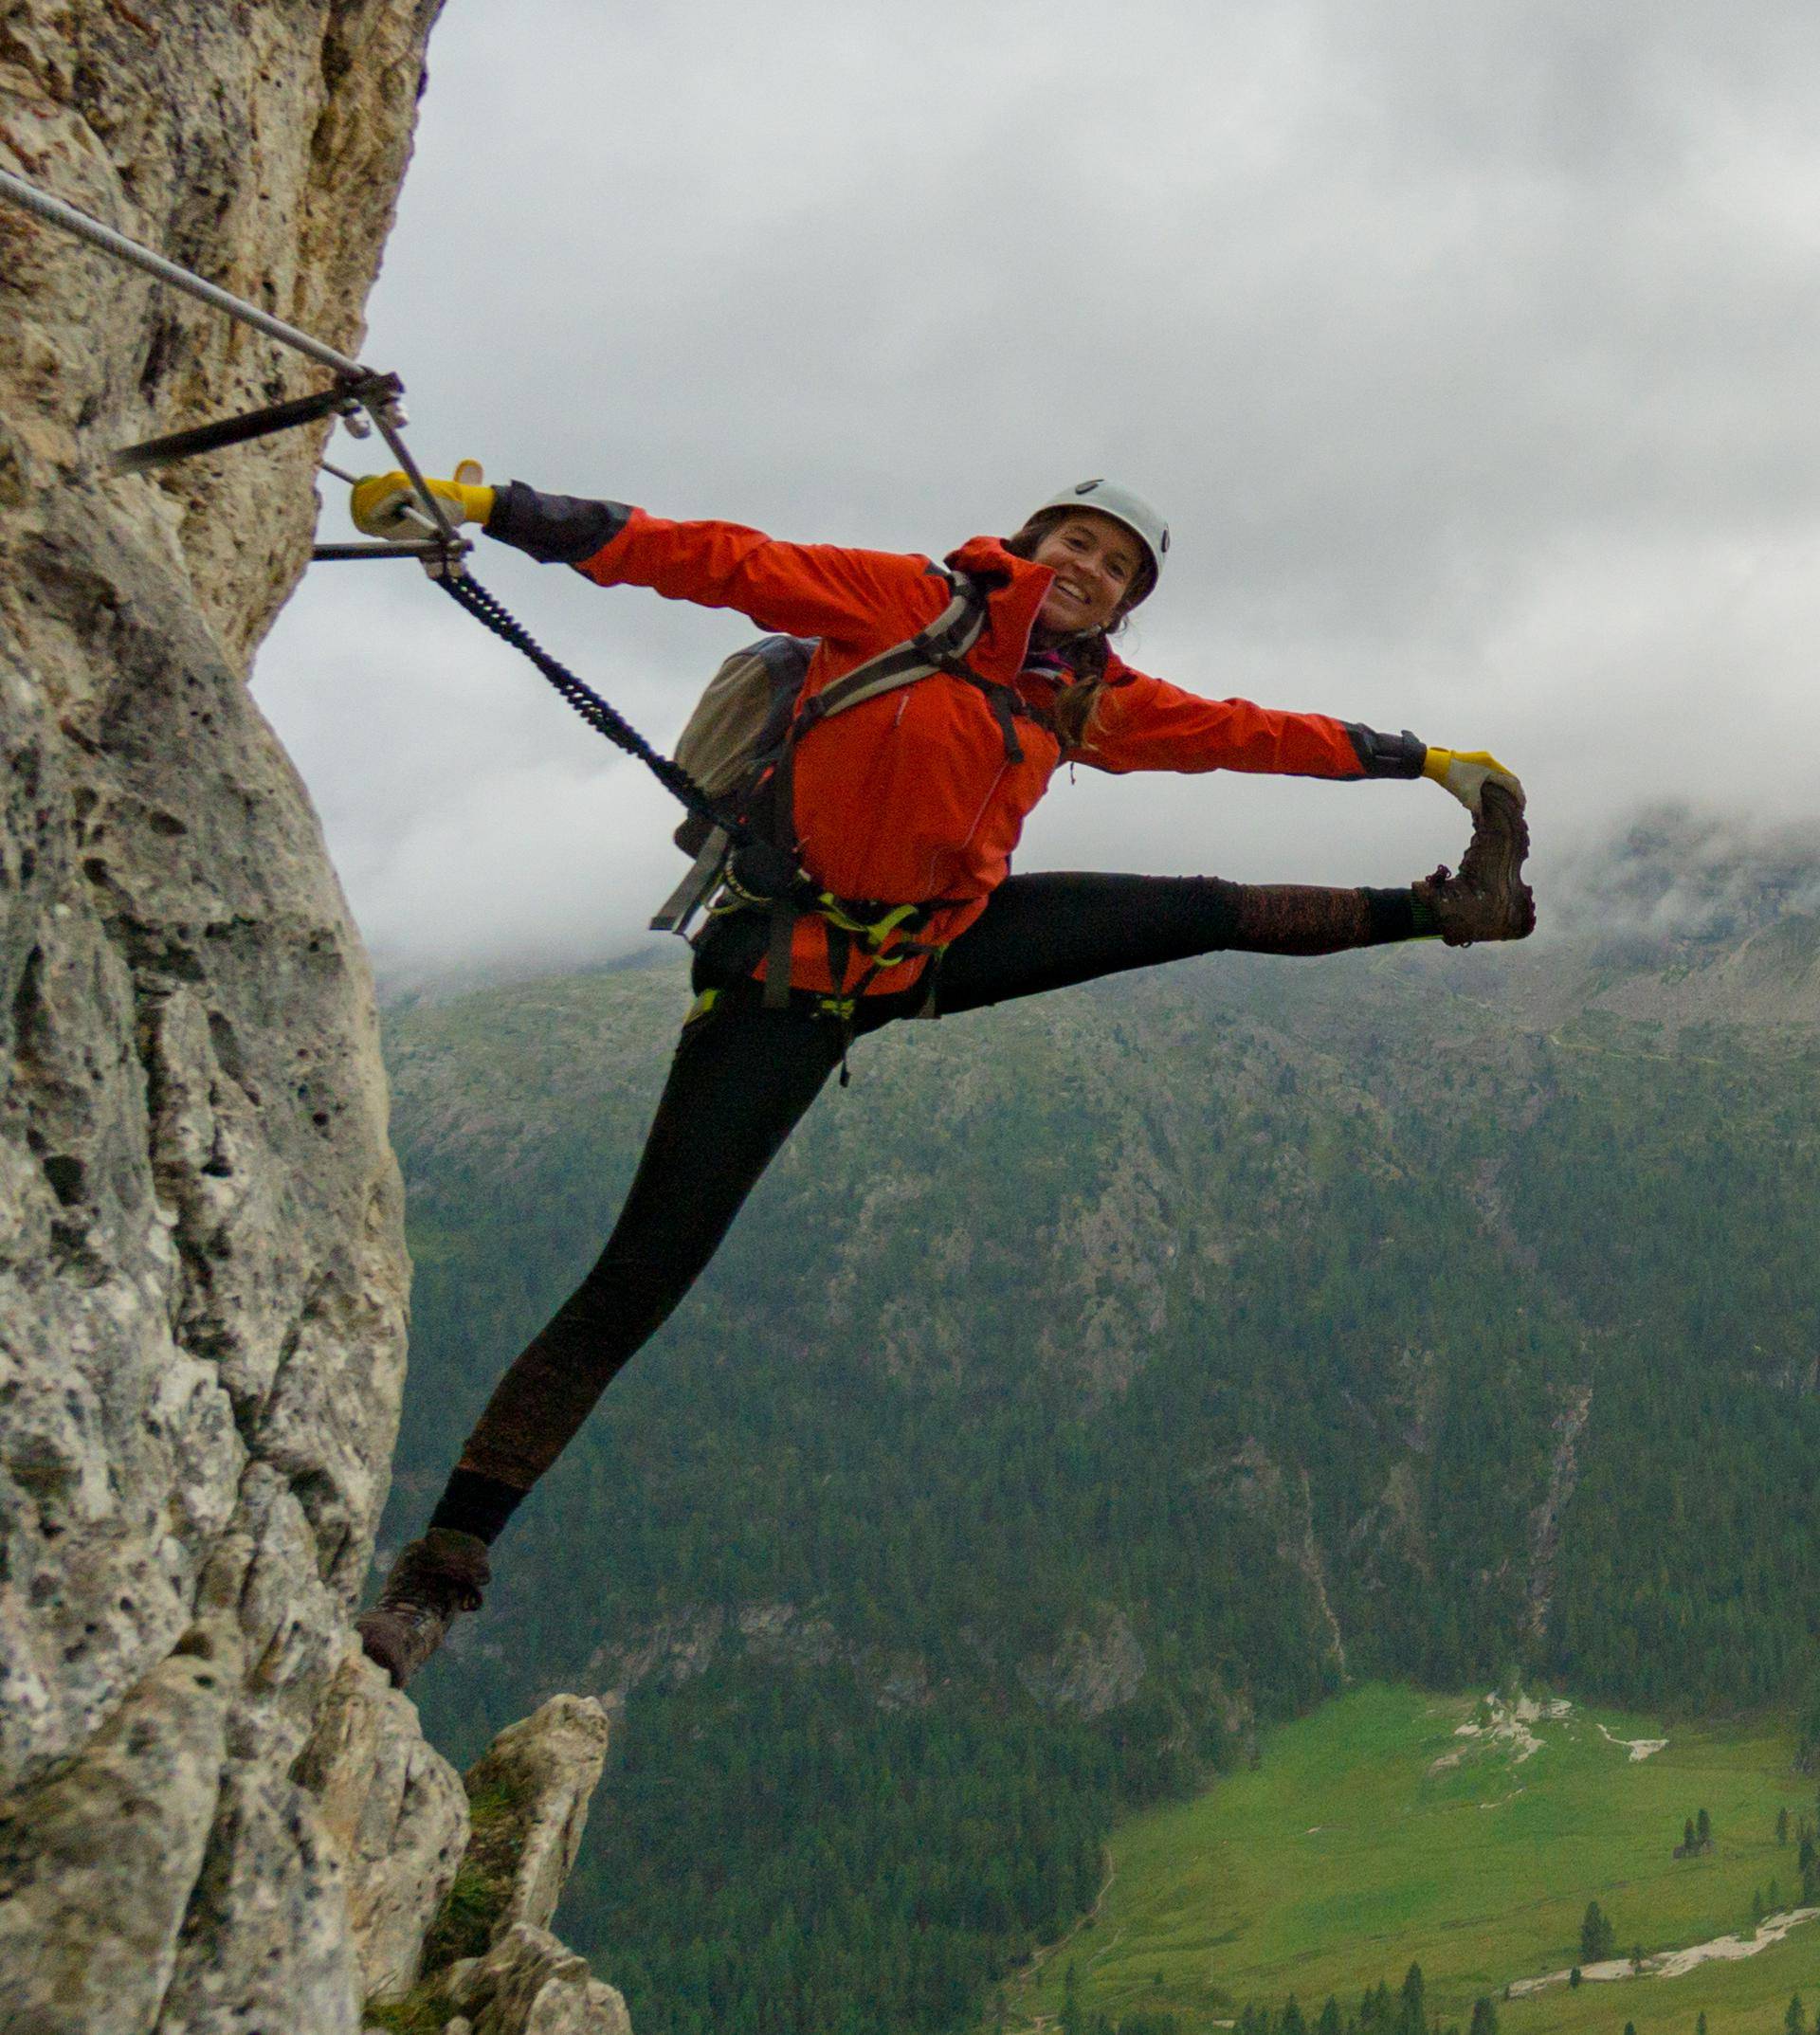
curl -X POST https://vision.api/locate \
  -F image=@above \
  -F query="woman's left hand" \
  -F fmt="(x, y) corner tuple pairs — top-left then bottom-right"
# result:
(1422, 747), (1525, 812)
(350, 461), (494, 538)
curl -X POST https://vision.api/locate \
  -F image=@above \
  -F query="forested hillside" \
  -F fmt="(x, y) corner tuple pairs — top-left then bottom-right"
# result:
(381, 850), (1820, 2035)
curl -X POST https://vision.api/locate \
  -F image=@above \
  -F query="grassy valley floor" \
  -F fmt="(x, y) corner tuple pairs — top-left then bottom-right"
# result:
(1006, 1685), (1817, 2035)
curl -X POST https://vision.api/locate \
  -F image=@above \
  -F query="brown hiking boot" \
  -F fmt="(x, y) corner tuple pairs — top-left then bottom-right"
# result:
(356, 1528), (491, 1688)
(1416, 781), (1537, 947)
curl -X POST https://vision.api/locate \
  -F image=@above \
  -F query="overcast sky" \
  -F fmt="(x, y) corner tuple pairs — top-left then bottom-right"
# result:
(253, 0), (1820, 980)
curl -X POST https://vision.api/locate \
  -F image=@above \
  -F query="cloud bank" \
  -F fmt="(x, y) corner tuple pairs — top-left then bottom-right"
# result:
(251, 0), (1820, 976)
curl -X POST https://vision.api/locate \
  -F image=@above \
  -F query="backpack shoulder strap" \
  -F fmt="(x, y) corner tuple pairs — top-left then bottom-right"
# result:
(801, 570), (991, 724)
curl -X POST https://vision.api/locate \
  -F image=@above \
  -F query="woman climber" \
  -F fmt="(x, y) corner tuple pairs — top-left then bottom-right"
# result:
(346, 470), (1535, 1686)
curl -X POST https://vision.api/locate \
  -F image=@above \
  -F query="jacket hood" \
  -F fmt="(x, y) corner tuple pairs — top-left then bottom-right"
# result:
(942, 534), (1140, 686)
(942, 535), (1057, 682)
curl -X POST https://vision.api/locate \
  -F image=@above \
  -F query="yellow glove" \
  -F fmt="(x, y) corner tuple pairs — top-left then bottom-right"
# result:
(350, 459), (495, 538)
(1423, 747), (1525, 813)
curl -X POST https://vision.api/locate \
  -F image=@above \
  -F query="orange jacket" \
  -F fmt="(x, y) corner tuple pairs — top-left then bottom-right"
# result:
(487, 490), (1411, 995)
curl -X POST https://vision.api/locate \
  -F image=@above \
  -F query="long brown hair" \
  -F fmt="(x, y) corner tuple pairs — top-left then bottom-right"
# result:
(1002, 508), (1155, 747)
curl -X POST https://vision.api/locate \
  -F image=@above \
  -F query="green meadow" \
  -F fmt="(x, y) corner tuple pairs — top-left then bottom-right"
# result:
(1007, 1685), (1818, 2035)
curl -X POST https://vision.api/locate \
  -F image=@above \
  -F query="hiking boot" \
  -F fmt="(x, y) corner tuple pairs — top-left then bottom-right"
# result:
(355, 1528), (491, 1688)
(1415, 781), (1537, 947)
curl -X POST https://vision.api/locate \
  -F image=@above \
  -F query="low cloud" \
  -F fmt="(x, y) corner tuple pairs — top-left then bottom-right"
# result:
(1545, 805), (1820, 945)
(253, 0), (1820, 978)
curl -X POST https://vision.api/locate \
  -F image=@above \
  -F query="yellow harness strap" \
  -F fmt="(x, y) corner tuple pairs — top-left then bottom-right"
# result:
(814, 895), (926, 954)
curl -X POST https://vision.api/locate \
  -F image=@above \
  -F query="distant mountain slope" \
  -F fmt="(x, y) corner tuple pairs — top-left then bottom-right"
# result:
(381, 882), (1820, 2035)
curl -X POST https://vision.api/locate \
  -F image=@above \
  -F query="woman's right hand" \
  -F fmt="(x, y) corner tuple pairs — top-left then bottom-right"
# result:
(350, 460), (495, 537)
(1422, 746), (1525, 812)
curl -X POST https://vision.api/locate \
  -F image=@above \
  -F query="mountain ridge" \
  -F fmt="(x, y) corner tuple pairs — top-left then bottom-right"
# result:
(385, 882), (1820, 2035)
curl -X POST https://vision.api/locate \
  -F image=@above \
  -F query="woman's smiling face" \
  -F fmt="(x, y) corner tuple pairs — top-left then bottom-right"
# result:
(1029, 511), (1146, 637)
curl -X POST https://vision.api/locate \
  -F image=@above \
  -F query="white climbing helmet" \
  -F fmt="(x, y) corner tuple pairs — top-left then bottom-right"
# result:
(1031, 478), (1171, 589)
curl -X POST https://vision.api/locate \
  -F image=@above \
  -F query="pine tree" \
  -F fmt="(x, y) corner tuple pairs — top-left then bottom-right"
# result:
(1399, 1965), (1426, 2035)
(1063, 1961), (1083, 2035)
(1696, 2012), (1707, 2035)
(1568, 1971), (1582, 1991)
(1697, 1808), (1712, 1845)
(1684, 1819), (1696, 1852)
(1580, 1901), (1615, 1962)
(1787, 1997), (1808, 2035)
(1778, 1808), (1791, 1844)
(1468, 1997), (1498, 2035)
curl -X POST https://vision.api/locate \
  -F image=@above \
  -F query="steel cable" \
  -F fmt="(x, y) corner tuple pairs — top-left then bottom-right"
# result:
(438, 571), (748, 841)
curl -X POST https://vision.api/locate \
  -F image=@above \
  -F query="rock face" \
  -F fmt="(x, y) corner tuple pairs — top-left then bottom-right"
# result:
(0, 8), (628, 2030)
(292, 1656), (473, 2001)
(0, 1629), (242, 2035)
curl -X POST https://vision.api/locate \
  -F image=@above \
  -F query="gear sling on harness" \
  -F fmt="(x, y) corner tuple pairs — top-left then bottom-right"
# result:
(0, 162), (1046, 1026)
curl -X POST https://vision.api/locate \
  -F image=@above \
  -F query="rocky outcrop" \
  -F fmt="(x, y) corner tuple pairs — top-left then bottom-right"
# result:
(442, 1924), (633, 2035)
(1018, 1608), (1147, 1717)
(362, 1697), (624, 2032)
(580, 1605), (729, 1700)
(577, 1598), (935, 1714)
(452, 1696), (612, 1947)
(1524, 1385), (1593, 1643)
(1038, 1127), (1176, 1400)
(0, 7), (628, 2028)
(1221, 1442), (1349, 1681)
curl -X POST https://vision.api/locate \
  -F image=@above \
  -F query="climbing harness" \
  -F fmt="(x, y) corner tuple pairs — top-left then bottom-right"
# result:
(0, 164), (996, 1034)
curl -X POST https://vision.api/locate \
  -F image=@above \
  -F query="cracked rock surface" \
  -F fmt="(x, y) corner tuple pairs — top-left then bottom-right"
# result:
(442, 1923), (634, 2035)
(294, 1654), (473, 2001)
(0, 7), (627, 2031)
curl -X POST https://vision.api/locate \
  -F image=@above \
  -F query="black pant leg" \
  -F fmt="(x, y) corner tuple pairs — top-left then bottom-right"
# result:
(435, 997), (844, 1531)
(934, 872), (1414, 1015)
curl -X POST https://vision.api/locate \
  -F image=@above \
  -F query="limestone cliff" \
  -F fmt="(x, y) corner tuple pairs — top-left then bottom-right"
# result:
(0, 7), (623, 2028)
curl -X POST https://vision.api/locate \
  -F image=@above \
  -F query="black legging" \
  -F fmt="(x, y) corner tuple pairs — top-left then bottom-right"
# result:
(428, 872), (1419, 1541)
